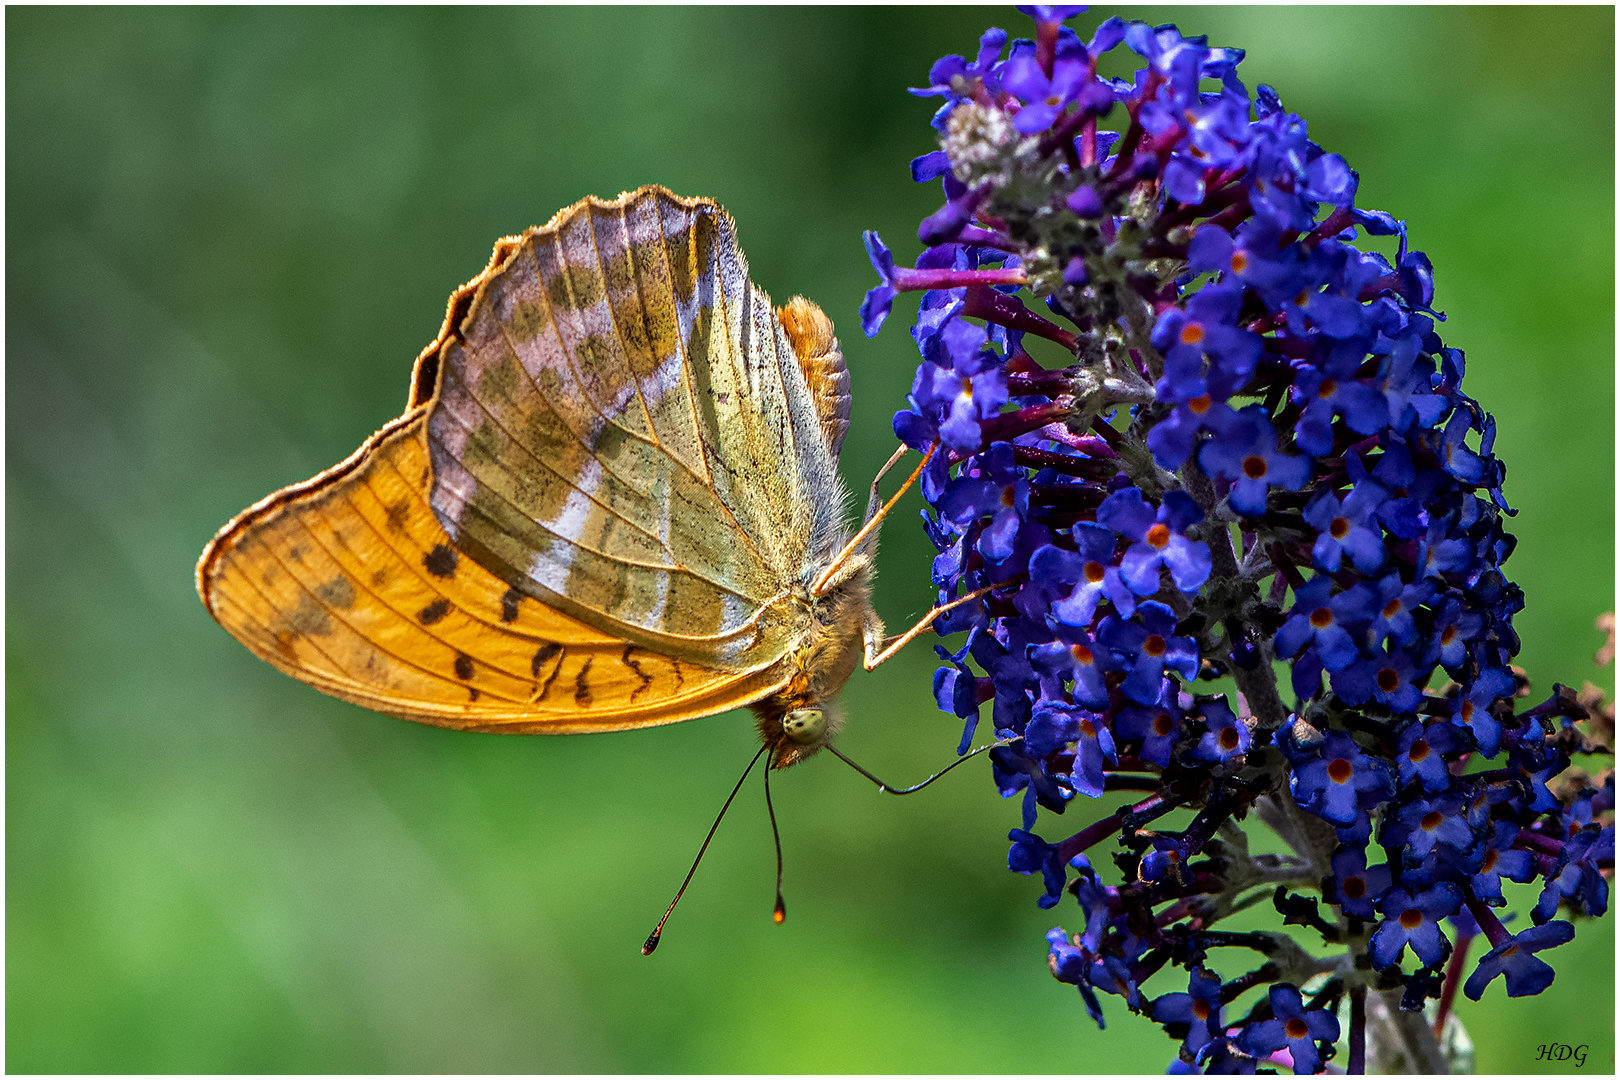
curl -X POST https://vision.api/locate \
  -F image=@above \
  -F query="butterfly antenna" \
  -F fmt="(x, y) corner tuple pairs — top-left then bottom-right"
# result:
(642, 744), (768, 956)
(824, 739), (1004, 795)
(763, 759), (787, 925)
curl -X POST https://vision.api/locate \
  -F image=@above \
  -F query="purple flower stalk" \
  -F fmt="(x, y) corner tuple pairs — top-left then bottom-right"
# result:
(860, 6), (1614, 1072)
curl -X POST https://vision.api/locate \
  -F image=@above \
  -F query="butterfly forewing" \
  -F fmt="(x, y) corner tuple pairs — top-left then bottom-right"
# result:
(199, 412), (788, 732)
(424, 188), (845, 673)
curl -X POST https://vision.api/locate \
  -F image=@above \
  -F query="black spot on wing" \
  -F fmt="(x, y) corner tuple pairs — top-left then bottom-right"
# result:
(532, 644), (565, 702)
(454, 653), (475, 680)
(424, 544), (459, 578)
(418, 598), (451, 625)
(531, 641), (562, 677)
(384, 499), (410, 534)
(574, 656), (594, 706)
(623, 645), (654, 703)
(501, 587), (522, 623)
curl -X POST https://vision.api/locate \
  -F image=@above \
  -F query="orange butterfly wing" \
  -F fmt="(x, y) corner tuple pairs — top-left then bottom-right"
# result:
(197, 409), (787, 733)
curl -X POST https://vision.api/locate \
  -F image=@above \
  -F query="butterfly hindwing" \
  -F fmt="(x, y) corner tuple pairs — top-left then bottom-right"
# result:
(423, 188), (849, 674)
(198, 412), (788, 732)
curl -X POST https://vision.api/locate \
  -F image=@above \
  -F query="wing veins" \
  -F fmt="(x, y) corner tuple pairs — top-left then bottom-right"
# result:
(516, 230), (765, 562)
(645, 198), (715, 487)
(437, 352), (679, 560)
(273, 501), (539, 701)
(585, 202), (662, 455)
(426, 406), (766, 599)
(236, 522), (534, 706)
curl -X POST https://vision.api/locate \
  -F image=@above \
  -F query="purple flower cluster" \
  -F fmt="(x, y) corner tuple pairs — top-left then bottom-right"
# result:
(863, 7), (1613, 1073)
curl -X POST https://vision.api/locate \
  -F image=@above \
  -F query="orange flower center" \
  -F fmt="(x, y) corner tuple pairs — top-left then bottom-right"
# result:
(1285, 1018), (1310, 1040)
(1329, 516), (1350, 539)
(1400, 908), (1424, 930)
(1084, 561), (1107, 583)
(1342, 876), (1366, 900)
(1188, 393), (1212, 415)
(1242, 455), (1268, 479)
(1146, 523), (1171, 549)
(1071, 644), (1094, 665)
(1152, 712), (1174, 736)
(1408, 738), (1430, 762)
(1317, 378), (1338, 400)
(1377, 668), (1400, 693)
(1310, 607), (1334, 629)
(1143, 634), (1167, 658)
(1420, 811), (1443, 831)
(1327, 758), (1353, 784)
(1180, 323), (1206, 346)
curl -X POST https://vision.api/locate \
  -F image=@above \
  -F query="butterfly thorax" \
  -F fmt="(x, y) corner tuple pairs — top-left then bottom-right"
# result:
(752, 562), (877, 768)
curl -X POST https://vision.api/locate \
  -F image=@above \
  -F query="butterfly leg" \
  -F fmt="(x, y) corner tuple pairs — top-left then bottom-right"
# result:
(861, 580), (1000, 671)
(862, 442), (913, 525)
(811, 442), (938, 597)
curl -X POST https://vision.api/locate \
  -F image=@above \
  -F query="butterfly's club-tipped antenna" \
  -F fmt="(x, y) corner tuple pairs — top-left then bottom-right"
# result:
(825, 738), (1007, 795)
(763, 758), (787, 925)
(642, 744), (768, 956)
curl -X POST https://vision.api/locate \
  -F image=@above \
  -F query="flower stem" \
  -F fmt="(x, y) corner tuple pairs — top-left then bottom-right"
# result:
(892, 267), (1027, 292)
(1055, 811), (1123, 863)
(1349, 985), (1367, 1075)
(1464, 893), (1512, 948)
(1432, 928), (1474, 1038)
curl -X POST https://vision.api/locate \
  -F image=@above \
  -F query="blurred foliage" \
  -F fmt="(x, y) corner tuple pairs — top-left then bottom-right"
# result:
(6, 6), (1612, 1073)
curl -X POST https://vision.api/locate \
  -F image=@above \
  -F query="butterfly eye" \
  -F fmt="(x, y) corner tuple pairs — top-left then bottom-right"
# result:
(782, 708), (827, 745)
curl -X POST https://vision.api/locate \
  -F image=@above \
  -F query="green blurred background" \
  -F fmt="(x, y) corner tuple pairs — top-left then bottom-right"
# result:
(7, 6), (1612, 1073)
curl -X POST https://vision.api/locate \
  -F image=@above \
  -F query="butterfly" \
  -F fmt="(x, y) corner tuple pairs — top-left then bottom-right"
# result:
(197, 186), (971, 772)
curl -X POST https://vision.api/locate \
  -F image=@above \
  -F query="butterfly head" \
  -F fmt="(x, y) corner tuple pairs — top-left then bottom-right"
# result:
(781, 708), (827, 745)
(758, 697), (846, 768)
